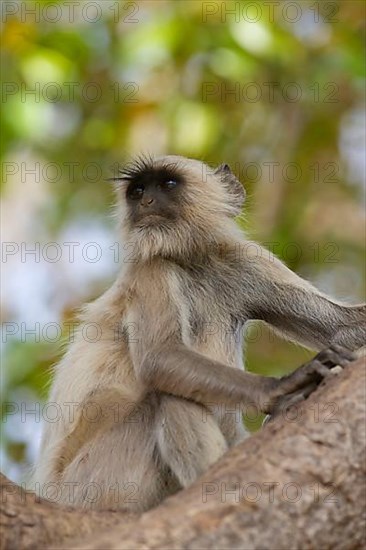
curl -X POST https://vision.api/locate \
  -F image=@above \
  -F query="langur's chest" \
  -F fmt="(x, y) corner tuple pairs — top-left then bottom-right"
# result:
(177, 269), (242, 356)
(179, 266), (239, 317)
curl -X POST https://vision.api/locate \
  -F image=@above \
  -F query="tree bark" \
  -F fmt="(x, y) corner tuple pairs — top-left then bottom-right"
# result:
(1, 358), (365, 550)
(0, 473), (135, 549)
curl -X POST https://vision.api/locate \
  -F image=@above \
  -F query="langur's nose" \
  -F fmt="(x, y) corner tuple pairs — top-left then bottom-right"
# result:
(141, 197), (154, 207)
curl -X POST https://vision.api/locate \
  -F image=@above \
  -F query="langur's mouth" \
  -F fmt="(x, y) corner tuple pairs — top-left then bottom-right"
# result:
(138, 214), (165, 224)
(136, 213), (176, 227)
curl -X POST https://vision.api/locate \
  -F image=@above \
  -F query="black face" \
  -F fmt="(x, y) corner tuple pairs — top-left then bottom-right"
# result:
(124, 165), (183, 226)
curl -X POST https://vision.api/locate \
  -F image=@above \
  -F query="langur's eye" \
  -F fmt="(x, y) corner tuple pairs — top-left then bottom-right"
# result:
(160, 180), (178, 190)
(127, 183), (144, 200)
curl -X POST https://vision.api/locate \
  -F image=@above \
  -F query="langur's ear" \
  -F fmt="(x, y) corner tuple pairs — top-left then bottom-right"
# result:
(214, 163), (246, 216)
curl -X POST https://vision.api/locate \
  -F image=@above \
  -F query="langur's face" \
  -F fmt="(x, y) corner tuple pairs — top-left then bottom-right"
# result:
(114, 155), (245, 260)
(124, 162), (184, 228)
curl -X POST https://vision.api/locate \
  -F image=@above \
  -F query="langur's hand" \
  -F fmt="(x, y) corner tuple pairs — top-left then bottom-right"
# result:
(263, 345), (355, 420)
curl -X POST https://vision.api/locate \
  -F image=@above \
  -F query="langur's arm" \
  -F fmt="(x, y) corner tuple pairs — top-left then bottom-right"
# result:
(241, 247), (366, 351)
(129, 308), (354, 415)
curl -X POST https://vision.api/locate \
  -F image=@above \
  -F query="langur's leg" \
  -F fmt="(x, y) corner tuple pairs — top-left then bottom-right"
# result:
(156, 394), (228, 487)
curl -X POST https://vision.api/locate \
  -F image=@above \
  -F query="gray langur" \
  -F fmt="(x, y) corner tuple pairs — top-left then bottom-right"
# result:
(34, 155), (365, 512)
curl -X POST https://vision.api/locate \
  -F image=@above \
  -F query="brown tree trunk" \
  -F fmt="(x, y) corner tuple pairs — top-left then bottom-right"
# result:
(1, 358), (365, 550)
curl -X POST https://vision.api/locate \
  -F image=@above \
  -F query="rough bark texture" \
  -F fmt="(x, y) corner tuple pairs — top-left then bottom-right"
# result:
(1, 358), (365, 550)
(0, 473), (135, 549)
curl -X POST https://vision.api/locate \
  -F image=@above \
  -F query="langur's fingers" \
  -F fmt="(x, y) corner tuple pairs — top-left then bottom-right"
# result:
(310, 359), (333, 379)
(316, 345), (355, 367)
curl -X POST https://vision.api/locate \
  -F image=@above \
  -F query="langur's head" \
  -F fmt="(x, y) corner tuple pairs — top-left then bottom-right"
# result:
(113, 155), (245, 261)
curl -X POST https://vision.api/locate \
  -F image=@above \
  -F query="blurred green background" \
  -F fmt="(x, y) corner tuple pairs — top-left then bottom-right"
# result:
(1, 0), (365, 482)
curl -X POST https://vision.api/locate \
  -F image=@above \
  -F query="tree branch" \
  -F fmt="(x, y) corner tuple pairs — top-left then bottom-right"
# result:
(1, 358), (365, 550)
(0, 473), (135, 549)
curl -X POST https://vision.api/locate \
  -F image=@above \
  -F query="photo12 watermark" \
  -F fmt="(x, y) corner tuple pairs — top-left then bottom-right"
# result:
(201, 480), (339, 504)
(1, 1), (140, 24)
(201, 2), (339, 24)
